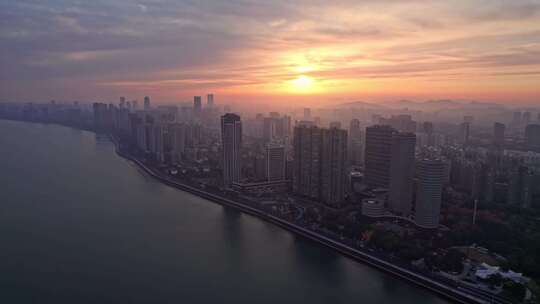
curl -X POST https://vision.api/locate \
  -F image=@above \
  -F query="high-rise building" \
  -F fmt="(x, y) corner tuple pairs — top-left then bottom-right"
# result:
(171, 123), (186, 163)
(119, 97), (126, 109)
(349, 119), (361, 141)
(221, 113), (242, 187)
(507, 165), (533, 208)
(269, 112), (280, 118)
(329, 121), (342, 129)
(267, 144), (286, 181)
(292, 125), (347, 206)
(144, 96), (151, 111)
(136, 122), (148, 152)
(152, 124), (165, 162)
(365, 125), (395, 188)
(349, 119), (362, 165)
(415, 158), (445, 229)
(303, 108), (311, 120)
(193, 96), (202, 113)
(263, 117), (277, 143)
(281, 115), (292, 138)
(92, 102), (114, 129)
(385, 114), (417, 133)
(293, 125), (322, 199)
(423, 122), (434, 135)
(253, 155), (267, 181)
(523, 111), (531, 125)
(459, 122), (470, 144)
(320, 127), (348, 206)
(422, 121), (435, 147)
(388, 132), (416, 215)
(493, 122), (505, 146)
(207, 94), (214, 107)
(525, 124), (540, 151)
(512, 111), (522, 126)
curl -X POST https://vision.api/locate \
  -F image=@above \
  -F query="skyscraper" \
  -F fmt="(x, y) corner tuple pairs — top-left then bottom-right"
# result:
(303, 108), (311, 120)
(171, 123), (186, 163)
(221, 113), (242, 187)
(293, 125), (322, 199)
(349, 119), (361, 141)
(151, 124), (165, 162)
(507, 165), (533, 208)
(523, 111), (531, 125)
(194, 96), (202, 113)
(263, 117), (277, 143)
(459, 122), (470, 144)
(365, 125), (395, 188)
(388, 132), (416, 216)
(144, 96), (151, 111)
(512, 111), (522, 126)
(292, 125), (347, 206)
(329, 121), (342, 129)
(423, 122), (434, 135)
(267, 143), (286, 181)
(422, 121), (435, 147)
(349, 119), (362, 165)
(207, 94), (214, 107)
(493, 122), (505, 146)
(415, 158), (445, 229)
(320, 127), (348, 206)
(281, 115), (292, 138)
(525, 124), (540, 151)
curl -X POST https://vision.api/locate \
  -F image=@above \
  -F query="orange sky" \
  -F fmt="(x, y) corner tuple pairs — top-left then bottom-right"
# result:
(1, 1), (540, 106)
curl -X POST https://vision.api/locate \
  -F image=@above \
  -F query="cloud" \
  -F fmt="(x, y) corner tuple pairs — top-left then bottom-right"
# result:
(466, 1), (540, 22)
(1, 0), (540, 103)
(137, 4), (148, 13)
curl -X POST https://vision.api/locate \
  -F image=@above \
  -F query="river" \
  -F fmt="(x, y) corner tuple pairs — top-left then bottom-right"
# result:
(0, 120), (450, 304)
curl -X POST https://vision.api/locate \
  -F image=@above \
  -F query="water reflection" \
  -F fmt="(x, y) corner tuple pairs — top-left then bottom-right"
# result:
(291, 235), (346, 287)
(0, 120), (450, 304)
(220, 207), (245, 261)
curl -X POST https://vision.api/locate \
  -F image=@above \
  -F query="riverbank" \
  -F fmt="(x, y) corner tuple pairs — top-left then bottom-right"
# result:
(109, 136), (490, 304)
(0, 118), (498, 304)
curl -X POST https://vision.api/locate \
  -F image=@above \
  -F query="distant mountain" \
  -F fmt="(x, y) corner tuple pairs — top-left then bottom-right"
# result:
(333, 99), (506, 112)
(334, 101), (387, 110)
(385, 99), (505, 111)
(466, 101), (505, 109)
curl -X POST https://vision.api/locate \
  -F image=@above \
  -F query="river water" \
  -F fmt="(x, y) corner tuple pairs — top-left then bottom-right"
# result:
(0, 120), (450, 304)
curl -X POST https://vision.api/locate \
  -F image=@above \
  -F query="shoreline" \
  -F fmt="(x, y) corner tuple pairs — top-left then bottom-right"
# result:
(108, 136), (489, 304)
(0, 119), (495, 304)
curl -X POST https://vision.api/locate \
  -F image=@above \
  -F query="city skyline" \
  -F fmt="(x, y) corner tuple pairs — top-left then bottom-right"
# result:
(2, 1), (540, 303)
(2, 0), (540, 106)
(2, 90), (540, 303)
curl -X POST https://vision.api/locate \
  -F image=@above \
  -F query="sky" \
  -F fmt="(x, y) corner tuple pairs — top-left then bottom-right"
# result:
(1, 0), (540, 106)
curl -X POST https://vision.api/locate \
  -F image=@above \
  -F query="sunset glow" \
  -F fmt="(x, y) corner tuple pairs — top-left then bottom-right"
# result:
(290, 75), (315, 93)
(1, 1), (540, 106)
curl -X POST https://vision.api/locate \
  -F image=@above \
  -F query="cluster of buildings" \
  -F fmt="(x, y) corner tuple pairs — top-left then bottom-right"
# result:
(220, 110), (448, 228)
(91, 95), (222, 168)
(3, 99), (540, 231)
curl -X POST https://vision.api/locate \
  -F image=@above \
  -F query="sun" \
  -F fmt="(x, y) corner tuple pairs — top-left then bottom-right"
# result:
(290, 75), (314, 92)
